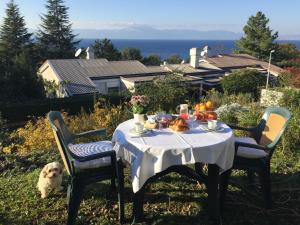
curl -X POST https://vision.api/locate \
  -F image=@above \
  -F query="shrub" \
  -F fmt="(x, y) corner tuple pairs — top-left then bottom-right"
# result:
(134, 74), (189, 113)
(0, 112), (8, 150)
(166, 54), (183, 64)
(237, 103), (262, 127)
(215, 103), (242, 124)
(4, 116), (55, 154)
(221, 69), (266, 98)
(278, 68), (300, 88)
(236, 103), (263, 136)
(279, 88), (300, 153)
(142, 54), (161, 66)
(280, 107), (300, 153)
(280, 88), (300, 110)
(0, 94), (126, 123)
(205, 89), (253, 107)
(3, 99), (132, 154)
(92, 100), (131, 137)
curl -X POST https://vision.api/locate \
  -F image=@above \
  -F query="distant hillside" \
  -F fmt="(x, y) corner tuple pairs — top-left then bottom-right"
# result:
(73, 26), (243, 40)
(29, 26), (299, 40)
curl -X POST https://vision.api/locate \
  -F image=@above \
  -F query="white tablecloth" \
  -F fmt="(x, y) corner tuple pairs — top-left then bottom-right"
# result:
(112, 119), (235, 193)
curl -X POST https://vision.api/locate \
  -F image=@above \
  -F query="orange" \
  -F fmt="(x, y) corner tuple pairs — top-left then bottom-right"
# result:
(205, 101), (214, 111)
(199, 103), (206, 112)
(194, 103), (201, 111)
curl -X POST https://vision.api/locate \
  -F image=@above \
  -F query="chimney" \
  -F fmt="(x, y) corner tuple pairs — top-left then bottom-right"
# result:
(86, 47), (94, 60)
(190, 48), (200, 68)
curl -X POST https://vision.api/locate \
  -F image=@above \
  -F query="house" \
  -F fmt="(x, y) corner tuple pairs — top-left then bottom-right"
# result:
(203, 53), (283, 76)
(38, 47), (283, 97)
(38, 58), (167, 97)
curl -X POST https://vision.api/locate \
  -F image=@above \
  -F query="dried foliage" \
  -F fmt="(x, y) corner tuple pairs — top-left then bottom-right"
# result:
(2, 99), (131, 154)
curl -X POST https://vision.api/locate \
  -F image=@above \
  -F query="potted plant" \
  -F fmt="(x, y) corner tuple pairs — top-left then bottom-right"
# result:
(130, 95), (149, 124)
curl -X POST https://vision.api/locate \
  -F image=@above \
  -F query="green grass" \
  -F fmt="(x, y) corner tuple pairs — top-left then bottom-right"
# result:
(0, 151), (300, 225)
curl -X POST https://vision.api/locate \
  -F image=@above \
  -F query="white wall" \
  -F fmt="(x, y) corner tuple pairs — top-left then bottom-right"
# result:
(120, 78), (135, 92)
(39, 65), (60, 84)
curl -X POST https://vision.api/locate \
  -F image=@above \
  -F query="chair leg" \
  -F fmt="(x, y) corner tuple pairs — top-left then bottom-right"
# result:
(247, 170), (255, 186)
(258, 164), (272, 209)
(67, 179), (85, 225)
(111, 177), (116, 191)
(220, 169), (232, 211)
(116, 160), (125, 224)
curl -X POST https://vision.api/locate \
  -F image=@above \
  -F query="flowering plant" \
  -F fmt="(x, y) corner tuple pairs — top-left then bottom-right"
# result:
(215, 103), (242, 124)
(130, 95), (149, 114)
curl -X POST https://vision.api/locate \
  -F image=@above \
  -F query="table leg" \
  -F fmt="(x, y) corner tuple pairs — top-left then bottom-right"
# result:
(208, 164), (221, 225)
(132, 187), (145, 223)
(195, 162), (204, 175)
(220, 169), (231, 211)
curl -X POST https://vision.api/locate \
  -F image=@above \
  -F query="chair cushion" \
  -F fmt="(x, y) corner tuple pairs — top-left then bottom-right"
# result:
(68, 141), (113, 169)
(235, 137), (268, 159)
(259, 113), (287, 146)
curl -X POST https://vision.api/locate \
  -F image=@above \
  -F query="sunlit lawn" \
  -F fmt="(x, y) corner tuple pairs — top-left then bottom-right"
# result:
(0, 151), (299, 225)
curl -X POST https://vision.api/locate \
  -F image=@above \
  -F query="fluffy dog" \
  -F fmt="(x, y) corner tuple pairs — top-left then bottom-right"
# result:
(37, 162), (63, 198)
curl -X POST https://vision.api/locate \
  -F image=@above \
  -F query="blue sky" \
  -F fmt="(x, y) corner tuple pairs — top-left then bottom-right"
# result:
(0, 0), (299, 37)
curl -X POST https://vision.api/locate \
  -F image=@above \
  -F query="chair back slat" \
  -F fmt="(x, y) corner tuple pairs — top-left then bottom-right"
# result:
(48, 111), (75, 175)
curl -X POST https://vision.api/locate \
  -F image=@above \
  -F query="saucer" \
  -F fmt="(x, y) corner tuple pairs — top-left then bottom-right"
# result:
(129, 128), (151, 137)
(200, 124), (224, 132)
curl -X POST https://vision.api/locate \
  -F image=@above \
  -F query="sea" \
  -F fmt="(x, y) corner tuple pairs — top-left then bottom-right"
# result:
(78, 39), (300, 60)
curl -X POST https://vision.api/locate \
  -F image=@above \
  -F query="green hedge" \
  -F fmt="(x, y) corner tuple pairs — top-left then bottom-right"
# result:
(0, 94), (125, 123)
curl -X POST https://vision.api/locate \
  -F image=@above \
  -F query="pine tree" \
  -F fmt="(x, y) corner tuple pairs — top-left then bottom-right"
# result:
(0, 0), (32, 65)
(37, 0), (79, 59)
(237, 11), (278, 60)
(93, 38), (121, 61)
(0, 1), (44, 101)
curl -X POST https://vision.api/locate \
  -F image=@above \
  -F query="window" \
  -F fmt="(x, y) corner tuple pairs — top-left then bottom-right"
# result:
(107, 87), (120, 95)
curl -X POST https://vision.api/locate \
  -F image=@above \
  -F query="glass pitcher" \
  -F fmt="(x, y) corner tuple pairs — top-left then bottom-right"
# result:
(176, 104), (189, 118)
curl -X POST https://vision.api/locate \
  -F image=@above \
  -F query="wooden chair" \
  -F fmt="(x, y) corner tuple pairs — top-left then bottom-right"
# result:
(221, 106), (291, 209)
(48, 111), (124, 225)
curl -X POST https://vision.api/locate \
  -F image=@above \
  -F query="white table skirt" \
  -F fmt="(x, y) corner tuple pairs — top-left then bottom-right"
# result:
(112, 119), (235, 193)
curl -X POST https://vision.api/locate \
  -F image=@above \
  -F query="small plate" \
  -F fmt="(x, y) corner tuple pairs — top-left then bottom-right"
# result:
(129, 128), (151, 137)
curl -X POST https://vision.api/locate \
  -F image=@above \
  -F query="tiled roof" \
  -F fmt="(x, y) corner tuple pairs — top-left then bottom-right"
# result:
(121, 75), (166, 83)
(43, 59), (165, 95)
(163, 62), (223, 75)
(205, 54), (283, 75)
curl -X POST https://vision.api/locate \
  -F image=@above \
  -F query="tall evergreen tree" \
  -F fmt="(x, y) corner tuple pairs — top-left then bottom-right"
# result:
(0, 0), (44, 101)
(92, 38), (121, 61)
(37, 0), (79, 59)
(237, 11), (278, 60)
(0, 0), (32, 65)
(121, 48), (142, 61)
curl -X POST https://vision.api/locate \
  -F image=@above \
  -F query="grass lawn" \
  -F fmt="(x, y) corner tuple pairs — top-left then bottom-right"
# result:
(0, 151), (300, 225)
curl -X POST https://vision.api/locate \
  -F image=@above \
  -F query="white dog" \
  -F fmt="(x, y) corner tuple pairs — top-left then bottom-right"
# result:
(37, 162), (63, 198)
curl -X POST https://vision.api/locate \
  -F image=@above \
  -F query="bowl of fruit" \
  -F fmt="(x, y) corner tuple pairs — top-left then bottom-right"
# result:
(193, 100), (218, 123)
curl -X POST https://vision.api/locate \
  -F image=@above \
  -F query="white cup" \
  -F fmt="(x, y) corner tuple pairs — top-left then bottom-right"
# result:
(134, 122), (144, 133)
(207, 120), (218, 130)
